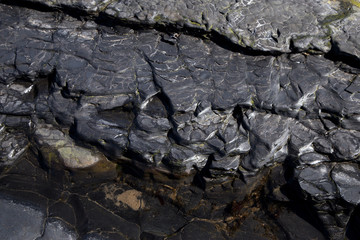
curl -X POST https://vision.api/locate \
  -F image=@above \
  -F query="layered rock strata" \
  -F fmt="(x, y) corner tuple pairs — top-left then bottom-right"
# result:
(0, 0), (360, 239)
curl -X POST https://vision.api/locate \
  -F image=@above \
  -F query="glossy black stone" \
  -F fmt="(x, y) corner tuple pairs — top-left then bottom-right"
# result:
(0, 1), (359, 239)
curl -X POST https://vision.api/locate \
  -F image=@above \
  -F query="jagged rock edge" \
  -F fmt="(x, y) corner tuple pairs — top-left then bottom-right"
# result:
(1, 0), (360, 65)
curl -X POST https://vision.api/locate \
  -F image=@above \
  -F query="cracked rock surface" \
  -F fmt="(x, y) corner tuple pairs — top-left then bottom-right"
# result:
(0, 0), (360, 239)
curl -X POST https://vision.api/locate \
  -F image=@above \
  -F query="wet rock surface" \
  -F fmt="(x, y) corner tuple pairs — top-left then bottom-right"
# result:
(0, 0), (360, 239)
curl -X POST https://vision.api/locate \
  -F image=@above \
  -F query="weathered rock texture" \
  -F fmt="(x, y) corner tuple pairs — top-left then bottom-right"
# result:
(0, 0), (359, 239)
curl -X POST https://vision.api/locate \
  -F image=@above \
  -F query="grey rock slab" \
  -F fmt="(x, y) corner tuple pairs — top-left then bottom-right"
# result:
(139, 200), (187, 237)
(332, 163), (360, 204)
(135, 112), (171, 133)
(242, 112), (291, 170)
(38, 218), (78, 240)
(329, 129), (360, 160)
(128, 129), (171, 164)
(0, 0), (359, 211)
(47, 91), (77, 126)
(0, 197), (45, 240)
(0, 127), (28, 166)
(18, 0), (358, 54)
(78, 195), (141, 240)
(0, 84), (35, 115)
(164, 144), (208, 171)
(1, 2), (360, 239)
(0, 2), (359, 175)
(313, 137), (334, 155)
(316, 88), (345, 114)
(211, 155), (240, 171)
(289, 122), (318, 155)
(175, 220), (225, 240)
(83, 233), (127, 240)
(298, 164), (337, 200)
(330, 7), (360, 60)
(229, 213), (280, 240)
(298, 152), (330, 165)
(276, 209), (326, 240)
(314, 201), (354, 239)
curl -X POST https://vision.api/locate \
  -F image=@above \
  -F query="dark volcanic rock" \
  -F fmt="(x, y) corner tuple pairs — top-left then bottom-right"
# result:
(0, 0), (360, 239)
(8, 0), (360, 56)
(0, 197), (46, 240)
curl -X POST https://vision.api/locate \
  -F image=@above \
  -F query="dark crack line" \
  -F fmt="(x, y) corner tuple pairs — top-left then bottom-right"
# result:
(1, 0), (359, 70)
(136, 48), (188, 147)
(324, 39), (360, 70)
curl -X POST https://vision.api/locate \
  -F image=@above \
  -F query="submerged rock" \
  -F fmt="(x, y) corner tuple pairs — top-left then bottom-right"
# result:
(0, 197), (45, 240)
